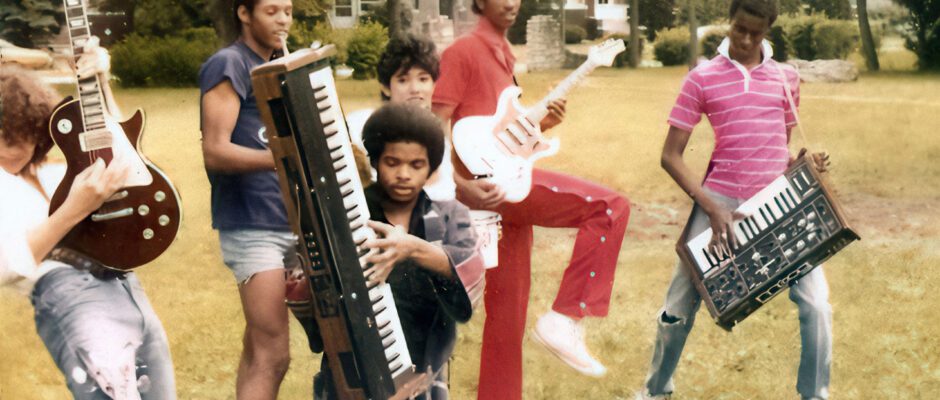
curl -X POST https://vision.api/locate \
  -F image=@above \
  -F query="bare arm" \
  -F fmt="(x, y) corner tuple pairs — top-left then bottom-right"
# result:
(27, 159), (129, 263)
(661, 125), (741, 256)
(200, 80), (275, 174)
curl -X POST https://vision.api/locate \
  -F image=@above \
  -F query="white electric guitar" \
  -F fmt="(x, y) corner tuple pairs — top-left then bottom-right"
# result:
(452, 38), (625, 202)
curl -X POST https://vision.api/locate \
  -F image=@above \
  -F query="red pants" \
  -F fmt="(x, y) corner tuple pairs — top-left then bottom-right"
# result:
(474, 169), (630, 400)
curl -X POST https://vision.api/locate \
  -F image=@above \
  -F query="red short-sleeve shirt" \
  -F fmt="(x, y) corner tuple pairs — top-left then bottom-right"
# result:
(433, 17), (516, 126)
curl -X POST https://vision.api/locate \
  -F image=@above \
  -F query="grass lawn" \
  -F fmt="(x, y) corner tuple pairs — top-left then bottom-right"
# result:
(1, 64), (938, 399)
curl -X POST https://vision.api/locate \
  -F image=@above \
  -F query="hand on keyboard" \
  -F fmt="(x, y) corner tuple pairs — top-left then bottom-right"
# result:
(363, 221), (417, 285)
(791, 148), (830, 173)
(705, 206), (748, 260)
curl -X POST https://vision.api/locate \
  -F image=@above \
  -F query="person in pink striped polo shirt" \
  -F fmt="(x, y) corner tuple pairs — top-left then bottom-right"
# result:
(636, 1), (832, 400)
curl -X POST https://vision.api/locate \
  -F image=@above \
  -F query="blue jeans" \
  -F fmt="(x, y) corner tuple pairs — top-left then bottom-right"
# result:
(644, 189), (832, 400)
(31, 267), (176, 399)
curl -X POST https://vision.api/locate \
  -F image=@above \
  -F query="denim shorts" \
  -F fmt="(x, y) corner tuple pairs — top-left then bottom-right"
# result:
(218, 229), (300, 284)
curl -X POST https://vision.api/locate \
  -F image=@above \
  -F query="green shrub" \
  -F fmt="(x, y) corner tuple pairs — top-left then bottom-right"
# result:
(769, 25), (789, 62)
(654, 28), (690, 66)
(700, 29), (726, 59)
(290, 22), (354, 65)
(779, 14), (858, 60)
(813, 18), (858, 59)
(111, 27), (218, 87)
(565, 25), (587, 44)
(584, 18), (600, 40)
(346, 21), (388, 79)
(604, 33), (644, 68)
(780, 14), (826, 60)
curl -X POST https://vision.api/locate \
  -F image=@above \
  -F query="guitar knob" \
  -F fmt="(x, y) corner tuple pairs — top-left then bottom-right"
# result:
(158, 215), (170, 226)
(138, 205), (150, 216)
(57, 119), (73, 134)
(154, 191), (166, 202)
(142, 229), (154, 240)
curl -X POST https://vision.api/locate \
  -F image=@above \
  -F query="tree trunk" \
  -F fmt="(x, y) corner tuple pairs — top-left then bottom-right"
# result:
(208, 0), (238, 46)
(687, 0), (698, 69)
(630, 0), (639, 67)
(388, 0), (402, 37)
(856, 0), (879, 71)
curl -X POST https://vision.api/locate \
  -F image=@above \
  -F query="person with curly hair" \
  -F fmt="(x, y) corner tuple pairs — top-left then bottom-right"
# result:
(313, 103), (485, 400)
(346, 32), (456, 201)
(0, 39), (177, 399)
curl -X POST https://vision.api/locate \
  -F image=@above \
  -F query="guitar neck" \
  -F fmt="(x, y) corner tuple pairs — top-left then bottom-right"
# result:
(63, 0), (107, 132)
(525, 59), (598, 123)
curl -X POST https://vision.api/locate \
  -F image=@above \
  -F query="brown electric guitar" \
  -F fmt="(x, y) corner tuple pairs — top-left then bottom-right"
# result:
(47, 0), (182, 270)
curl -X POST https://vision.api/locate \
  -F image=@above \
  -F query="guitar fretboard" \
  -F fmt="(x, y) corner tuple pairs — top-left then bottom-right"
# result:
(524, 60), (597, 124)
(63, 0), (107, 131)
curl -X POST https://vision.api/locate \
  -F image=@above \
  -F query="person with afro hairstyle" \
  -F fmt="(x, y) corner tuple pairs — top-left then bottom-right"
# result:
(346, 32), (456, 201)
(635, 1), (832, 399)
(313, 103), (485, 400)
(0, 41), (176, 399)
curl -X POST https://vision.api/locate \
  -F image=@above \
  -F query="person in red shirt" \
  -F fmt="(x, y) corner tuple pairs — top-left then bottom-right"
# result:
(432, 0), (631, 397)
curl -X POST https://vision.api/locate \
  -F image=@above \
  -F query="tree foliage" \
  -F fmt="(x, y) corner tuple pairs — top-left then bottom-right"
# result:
(805, 0), (852, 19)
(0, 0), (63, 48)
(892, 0), (940, 70)
(638, 0), (676, 41)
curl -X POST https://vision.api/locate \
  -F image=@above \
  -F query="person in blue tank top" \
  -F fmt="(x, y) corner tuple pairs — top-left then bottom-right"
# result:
(198, 0), (295, 398)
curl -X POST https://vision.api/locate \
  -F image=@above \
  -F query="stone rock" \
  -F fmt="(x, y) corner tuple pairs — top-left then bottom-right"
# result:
(526, 15), (565, 71)
(787, 59), (859, 83)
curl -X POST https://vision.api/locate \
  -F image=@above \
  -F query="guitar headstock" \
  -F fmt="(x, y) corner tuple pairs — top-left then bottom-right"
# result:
(588, 39), (627, 67)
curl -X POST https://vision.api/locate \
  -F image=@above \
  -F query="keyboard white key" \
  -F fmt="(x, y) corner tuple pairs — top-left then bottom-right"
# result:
(687, 175), (808, 275)
(309, 67), (413, 379)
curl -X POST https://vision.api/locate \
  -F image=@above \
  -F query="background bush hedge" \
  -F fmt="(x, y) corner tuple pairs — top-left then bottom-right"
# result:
(111, 27), (218, 87)
(654, 28), (690, 66)
(778, 14), (860, 60)
(565, 25), (587, 44)
(346, 21), (388, 80)
(700, 29), (726, 59)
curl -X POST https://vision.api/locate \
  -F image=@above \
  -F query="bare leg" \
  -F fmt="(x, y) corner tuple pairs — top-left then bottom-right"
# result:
(235, 269), (291, 400)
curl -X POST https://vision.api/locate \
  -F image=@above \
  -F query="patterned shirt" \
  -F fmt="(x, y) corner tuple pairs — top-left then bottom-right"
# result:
(668, 38), (800, 199)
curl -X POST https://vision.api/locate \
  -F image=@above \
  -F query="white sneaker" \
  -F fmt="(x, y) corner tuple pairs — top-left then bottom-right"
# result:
(531, 311), (607, 377)
(635, 390), (671, 400)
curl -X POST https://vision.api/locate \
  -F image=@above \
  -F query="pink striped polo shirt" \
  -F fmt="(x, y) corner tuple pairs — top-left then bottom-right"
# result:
(669, 38), (800, 200)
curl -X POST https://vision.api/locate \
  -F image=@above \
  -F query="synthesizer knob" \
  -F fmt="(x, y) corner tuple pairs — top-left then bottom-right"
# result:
(784, 249), (794, 258)
(797, 218), (807, 228)
(807, 211), (817, 220)
(751, 252), (761, 261)
(808, 232), (818, 242)
(796, 240), (806, 251)
(777, 233), (787, 242)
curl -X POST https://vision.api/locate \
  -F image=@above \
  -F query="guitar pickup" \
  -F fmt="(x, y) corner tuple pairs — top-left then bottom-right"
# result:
(90, 207), (134, 222)
(79, 128), (113, 152)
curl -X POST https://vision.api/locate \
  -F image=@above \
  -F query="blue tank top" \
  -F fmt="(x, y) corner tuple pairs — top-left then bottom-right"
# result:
(198, 41), (289, 231)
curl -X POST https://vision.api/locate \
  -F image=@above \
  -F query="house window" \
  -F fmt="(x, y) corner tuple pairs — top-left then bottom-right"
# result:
(335, 0), (352, 17)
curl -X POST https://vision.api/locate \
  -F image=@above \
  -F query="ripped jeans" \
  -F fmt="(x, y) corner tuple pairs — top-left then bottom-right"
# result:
(643, 188), (832, 400)
(31, 267), (176, 400)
